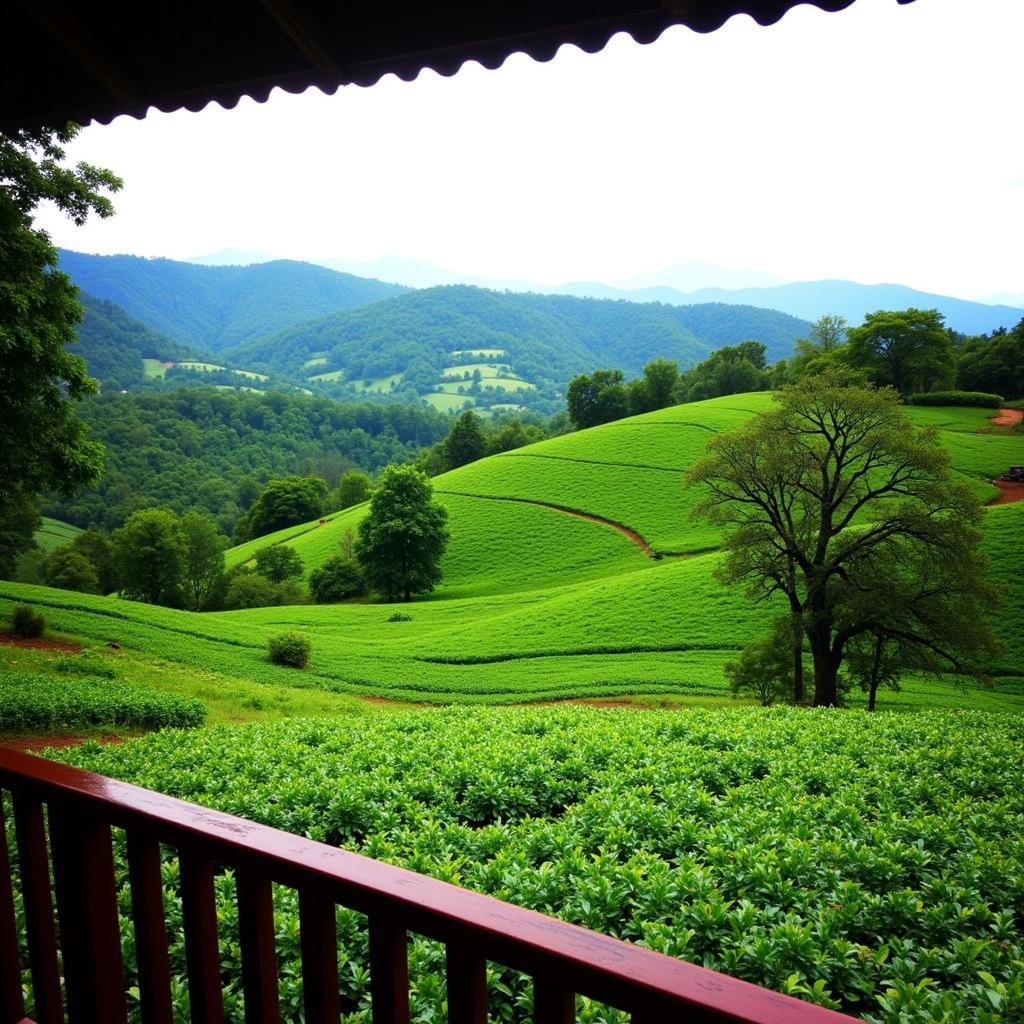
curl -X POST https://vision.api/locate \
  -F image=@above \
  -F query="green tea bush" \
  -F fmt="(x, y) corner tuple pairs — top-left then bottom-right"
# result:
(9, 605), (45, 638)
(906, 390), (1004, 408)
(267, 632), (310, 668)
(0, 672), (206, 732)
(56, 708), (1024, 1023)
(387, 611), (412, 622)
(54, 654), (116, 679)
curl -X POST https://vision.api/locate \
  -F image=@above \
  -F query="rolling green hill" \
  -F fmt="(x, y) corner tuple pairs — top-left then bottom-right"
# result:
(6, 395), (1022, 707)
(225, 287), (810, 415)
(32, 517), (83, 554)
(58, 250), (408, 352)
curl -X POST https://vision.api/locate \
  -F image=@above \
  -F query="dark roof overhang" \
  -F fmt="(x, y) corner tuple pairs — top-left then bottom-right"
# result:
(1, 0), (916, 132)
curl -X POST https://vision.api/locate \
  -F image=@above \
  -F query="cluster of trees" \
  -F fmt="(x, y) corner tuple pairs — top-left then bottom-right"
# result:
(416, 410), (553, 474)
(42, 389), (450, 535)
(566, 359), (681, 429)
(788, 310), (1024, 400)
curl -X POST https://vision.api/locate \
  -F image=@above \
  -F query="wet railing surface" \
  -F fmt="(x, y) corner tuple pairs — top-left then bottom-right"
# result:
(0, 747), (856, 1024)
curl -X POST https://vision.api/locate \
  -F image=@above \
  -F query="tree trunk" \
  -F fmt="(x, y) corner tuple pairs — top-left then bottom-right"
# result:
(867, 634), (884, 712)
(809, 624), (838, 707)
(790, 611), (804, 703)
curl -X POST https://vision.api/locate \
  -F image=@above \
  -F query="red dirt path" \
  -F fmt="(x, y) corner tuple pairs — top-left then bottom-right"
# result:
(0, 634), (81, 653)
(990, 480), (1024, 506)
(990, 407), (1024, 427)
(0, 734), (125, 753)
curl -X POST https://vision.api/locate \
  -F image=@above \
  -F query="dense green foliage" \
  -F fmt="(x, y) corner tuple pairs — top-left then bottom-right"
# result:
(309, 554), (364, 602)
(906, 391), (1004, 408)
(0, 670), (205, 731)
(112, 508), (188, 606)
(0, 489), (41, 580)
(567, 369), (629, 428)
(955, 319), (1024, 400)
(48, 708), (1024, 1022)
(0, 126), (115, 545)
(42, 390), (449, 534)
(237, 476), (327, 543)
(58, 249), (407, 352)
(844, 310), (955, 397)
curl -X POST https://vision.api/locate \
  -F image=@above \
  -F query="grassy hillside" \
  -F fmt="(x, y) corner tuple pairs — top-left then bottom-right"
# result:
(33, 517), (83, 554)
(7, 396), (1022, 708)
(58, 250), (408, 352)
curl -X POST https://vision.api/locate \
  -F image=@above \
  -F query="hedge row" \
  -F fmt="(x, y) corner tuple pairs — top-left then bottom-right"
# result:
(906, 390), (1004, 408)
(0, 672), (207, 733)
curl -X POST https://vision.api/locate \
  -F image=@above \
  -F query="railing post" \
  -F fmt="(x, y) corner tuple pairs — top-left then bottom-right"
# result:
(0, 798), (26, 1024)
(236, 869), (281, 1024)
(298, 889), (340, 1024)
(126, 830), (175, 1024)
(446, 942), (487, 1024)
(534, 975), (574, 1024)
(368, 917), (409, 1024)
(180, 852), (225, 1024)
(48, 799), (128, 1024)
(11, 793), (63, 1024)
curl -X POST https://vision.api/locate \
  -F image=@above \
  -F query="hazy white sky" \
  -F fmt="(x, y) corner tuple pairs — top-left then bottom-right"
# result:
(36, 0), (1024, 301)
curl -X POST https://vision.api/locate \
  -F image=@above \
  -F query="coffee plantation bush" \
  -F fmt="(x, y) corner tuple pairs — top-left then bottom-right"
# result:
(267, 632), (311, 668)
(49, 707), (1024, 1023)
(0, 672), (206, 732)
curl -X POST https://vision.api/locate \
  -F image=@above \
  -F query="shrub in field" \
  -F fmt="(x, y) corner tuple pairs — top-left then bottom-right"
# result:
(0, 672), (205, 732)
(906, 390), (1004, 407)
(55, 655), (116, 679)
(387, 611), (412, 622)
(9, 605), (45, 638)
(44, 548), (99, 593)
(225, 570), (281, 609)
(309, 554), (364, 603)
(267, 632), (310, 668)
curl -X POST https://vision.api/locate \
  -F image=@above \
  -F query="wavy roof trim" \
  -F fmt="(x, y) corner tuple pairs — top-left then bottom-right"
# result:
(1, 0), (915, 131)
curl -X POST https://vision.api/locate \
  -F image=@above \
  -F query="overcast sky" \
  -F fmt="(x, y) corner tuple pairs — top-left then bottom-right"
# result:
(35, 0), (1024, 303)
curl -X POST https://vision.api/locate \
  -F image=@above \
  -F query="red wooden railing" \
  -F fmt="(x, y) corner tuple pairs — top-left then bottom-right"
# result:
(0, 748), (857, 1024)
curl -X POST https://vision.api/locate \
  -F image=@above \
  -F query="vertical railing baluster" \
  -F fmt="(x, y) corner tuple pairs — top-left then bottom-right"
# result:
(0, 796), (26, 1024)
(127, 830), (174, 1024)
(446, 942), (487, 1024)
(180, 852), (225, 1024)
(11, 793), (62, 1024)
(368, 917), (409, 1024)
(534, 976), (574, 1024)
(236, 869), (281, 1024)
(49, 800), (128, 1023)
(298, 889), (339, 1024)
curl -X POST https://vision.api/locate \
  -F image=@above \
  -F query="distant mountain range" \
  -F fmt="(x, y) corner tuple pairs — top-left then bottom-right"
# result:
(58, 250), (408, 352)
(556, 280), (1023, 337)
(59, 248), (1022, 418)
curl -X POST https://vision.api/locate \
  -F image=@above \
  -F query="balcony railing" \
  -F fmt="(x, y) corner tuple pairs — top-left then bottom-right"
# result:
(0, 747), (857, 1024)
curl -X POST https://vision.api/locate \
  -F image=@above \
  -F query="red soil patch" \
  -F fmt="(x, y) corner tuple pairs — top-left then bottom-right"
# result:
(990, 408), (1024, 427)
(990, 480), (1024, 506)
(0, 634), (81, 654)
(0, 734), (125, 753)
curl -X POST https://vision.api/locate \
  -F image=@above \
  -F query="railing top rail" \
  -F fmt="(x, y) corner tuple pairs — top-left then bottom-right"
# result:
(0, 747), (857, 1023)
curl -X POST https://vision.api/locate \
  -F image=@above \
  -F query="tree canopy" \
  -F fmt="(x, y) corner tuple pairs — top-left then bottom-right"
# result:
(355, 465), (449, 601)
(687, 370), (999, 707)
(0, 125), (120, 520)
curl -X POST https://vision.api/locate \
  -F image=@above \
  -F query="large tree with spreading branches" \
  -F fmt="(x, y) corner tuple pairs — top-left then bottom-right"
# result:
(686, 370), (1000, 707)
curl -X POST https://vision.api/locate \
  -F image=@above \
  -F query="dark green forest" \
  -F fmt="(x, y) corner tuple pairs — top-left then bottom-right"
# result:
(43, 390), (450, 534)
(58, 250), (408, 352)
